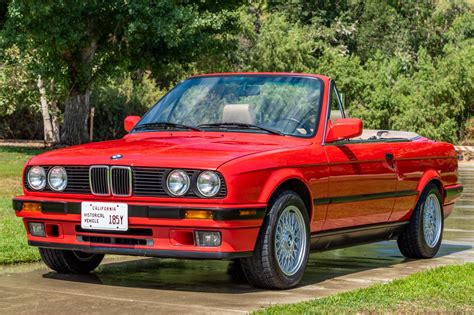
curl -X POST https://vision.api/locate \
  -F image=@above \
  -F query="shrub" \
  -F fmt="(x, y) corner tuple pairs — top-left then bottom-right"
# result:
(90, 73), (166, 141)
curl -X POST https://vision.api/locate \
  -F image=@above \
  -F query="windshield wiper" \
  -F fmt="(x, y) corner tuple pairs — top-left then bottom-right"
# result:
(197, 122), (284, 136)
(134, 122), (202, 132)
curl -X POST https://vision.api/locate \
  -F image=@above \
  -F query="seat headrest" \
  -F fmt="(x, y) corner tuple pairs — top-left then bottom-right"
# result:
(222, 104), (254, 124)
(330, 110), (342, 123)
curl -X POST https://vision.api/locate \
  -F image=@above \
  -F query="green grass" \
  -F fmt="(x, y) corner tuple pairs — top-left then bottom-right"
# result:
(256, 263), (474, 314)
(0, 147), (45, 264)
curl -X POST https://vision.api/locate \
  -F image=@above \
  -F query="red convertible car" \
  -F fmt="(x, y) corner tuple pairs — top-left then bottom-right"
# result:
(14, 73), (463, 289)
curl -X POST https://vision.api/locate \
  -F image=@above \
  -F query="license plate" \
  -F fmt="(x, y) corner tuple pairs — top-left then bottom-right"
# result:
(81, 202), (128, 231)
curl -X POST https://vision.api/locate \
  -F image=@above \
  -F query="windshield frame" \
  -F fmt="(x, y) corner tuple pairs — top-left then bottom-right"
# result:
(132, 74), (325, 139)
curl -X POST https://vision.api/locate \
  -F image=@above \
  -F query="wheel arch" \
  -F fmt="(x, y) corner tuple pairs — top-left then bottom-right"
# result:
(259, 169), (313, 221)
(416, 170), (445, 203)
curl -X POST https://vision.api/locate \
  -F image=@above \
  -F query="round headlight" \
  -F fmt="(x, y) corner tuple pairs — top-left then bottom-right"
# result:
(197, 171), (221, 197)
(166, 170), (190, 196)
(48, 166), (68, 191)
(27, 166), (46, 190)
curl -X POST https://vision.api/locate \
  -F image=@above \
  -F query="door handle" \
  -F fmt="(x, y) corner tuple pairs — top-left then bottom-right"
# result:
(385, 153), (395, 168)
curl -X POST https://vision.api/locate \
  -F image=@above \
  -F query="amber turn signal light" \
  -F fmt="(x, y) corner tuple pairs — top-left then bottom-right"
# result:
(22, 202), (42, 212)
(239, 209), (257, 217)
(184, 210), (213, 219)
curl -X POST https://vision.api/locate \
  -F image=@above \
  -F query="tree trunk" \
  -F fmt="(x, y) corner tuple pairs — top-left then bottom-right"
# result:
(37, 75), (59, 145)
(60, 38), (97, 146)
(49, 79), (60, 142)
(61, 88), (91, 145)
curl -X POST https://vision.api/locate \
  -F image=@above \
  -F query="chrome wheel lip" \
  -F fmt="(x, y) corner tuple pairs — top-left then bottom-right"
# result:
(422, 193), (442, 248)
(274, 205), (307, 276)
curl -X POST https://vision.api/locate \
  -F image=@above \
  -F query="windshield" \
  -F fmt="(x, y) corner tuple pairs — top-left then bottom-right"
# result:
(135, 75), (323, 137)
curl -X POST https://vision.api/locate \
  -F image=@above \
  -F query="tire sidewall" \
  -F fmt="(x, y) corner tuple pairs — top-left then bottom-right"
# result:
(266, 191), (310, 287)
(417, 185), (444, 257)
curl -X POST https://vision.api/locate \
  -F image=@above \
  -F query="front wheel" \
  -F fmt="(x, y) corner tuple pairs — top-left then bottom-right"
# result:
(241, 190), (310, 289)
(397, 183), (444, 258)
(39, 248), (104, 273)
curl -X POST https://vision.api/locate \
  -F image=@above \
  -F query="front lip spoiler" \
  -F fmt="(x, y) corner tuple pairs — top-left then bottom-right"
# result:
(29, 240), (253, 260)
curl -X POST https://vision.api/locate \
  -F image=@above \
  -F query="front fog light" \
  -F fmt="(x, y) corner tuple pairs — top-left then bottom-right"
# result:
(28, 222), (45, 237)
(195, 231), (221, 247)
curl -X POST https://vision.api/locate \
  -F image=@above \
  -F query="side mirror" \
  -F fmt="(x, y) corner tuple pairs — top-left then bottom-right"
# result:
(325, 118), (363, 143)
(124, 116), (141, 133)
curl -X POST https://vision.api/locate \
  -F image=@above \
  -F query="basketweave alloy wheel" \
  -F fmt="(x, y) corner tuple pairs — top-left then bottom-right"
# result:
(240, 190), (310, 289)
(274, 205), (307, 276)
(39, 248), (104, 274)
(397, 183), (444, 258)
(422, 193), (443, 248)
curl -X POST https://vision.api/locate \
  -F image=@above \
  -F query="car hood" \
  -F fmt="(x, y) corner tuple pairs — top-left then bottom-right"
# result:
(29, 132), (311, 169)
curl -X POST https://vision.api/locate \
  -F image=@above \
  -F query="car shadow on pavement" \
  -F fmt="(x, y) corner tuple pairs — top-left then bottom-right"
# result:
(42, 241), (471, 294)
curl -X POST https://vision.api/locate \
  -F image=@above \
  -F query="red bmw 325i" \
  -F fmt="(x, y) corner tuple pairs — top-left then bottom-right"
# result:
(14, 73), (463, 289)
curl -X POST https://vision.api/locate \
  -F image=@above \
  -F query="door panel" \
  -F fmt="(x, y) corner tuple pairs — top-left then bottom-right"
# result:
(322, 143), (397, 230)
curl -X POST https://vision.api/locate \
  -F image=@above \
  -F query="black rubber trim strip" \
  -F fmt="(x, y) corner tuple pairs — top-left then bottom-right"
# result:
(12, 199), (23, 211)
(75, 226), (153, 236)
(13, 199), (266, 221)
(310, 221), (409, 237)
(310, 221), (409, 251)
(28, 240), (253, 260)
(314, 190), (418, 205)
(445, 185), (463, 199)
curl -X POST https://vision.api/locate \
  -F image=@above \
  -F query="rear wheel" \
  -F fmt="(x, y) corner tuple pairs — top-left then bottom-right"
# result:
(241, 190), (310, 289)
(397, 183), (444, 258)
(39, 248), (104, 273)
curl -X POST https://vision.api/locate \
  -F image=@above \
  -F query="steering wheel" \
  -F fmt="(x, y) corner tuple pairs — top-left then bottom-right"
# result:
(275, 117), (312, 135)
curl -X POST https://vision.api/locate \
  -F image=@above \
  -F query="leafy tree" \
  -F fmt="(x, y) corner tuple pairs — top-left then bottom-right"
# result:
(90, 72), (165, 141)
(3, 1), (239, 145)
(246, 13), (318, 72)
(1, 0), (473, 144)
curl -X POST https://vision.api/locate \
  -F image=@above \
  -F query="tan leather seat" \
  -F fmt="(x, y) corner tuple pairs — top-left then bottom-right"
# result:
(222, 104), (255, 124)
(330, 110), (342, 123)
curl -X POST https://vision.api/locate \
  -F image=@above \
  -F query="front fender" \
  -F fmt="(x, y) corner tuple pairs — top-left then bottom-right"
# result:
(257, 168), (311, 204)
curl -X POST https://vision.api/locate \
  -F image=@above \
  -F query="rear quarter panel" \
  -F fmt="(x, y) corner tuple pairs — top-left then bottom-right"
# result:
(390, 141), (458, 221)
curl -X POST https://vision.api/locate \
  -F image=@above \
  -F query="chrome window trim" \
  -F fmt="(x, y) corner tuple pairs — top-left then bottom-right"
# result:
(322, 81), (346, 146)
(110, 166), (133, 197)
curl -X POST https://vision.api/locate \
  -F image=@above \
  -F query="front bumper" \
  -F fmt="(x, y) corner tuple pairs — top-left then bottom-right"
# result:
(28, 241), (252, 259)
(14, 196), (266, 259)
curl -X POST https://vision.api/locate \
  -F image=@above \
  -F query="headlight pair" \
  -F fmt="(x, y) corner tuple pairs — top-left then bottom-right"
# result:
(166, 170), (221, 197)
(27, 166), (67, 192)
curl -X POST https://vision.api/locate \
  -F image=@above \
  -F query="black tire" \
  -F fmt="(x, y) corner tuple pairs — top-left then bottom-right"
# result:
(397, 183), (444, 258)
(39, 248), (104, 273)
(240, 190), (310, 289)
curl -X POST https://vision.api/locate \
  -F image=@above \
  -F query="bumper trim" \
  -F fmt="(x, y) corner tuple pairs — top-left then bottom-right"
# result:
(445, 184), (463, 199)
(13, 199), (266, 221)
(29, 240), (253, 260)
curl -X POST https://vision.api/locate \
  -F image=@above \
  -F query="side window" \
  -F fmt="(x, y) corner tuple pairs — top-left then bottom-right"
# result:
(329, 86), (345, 123)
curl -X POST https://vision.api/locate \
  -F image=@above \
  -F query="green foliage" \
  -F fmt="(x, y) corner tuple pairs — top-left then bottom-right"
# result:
(0, 147), (45, 264)
(91, 73), (165, 141)
(0, 0), (473, 142)
(0, 46), (44, 139)
(246, 13), (318, 72)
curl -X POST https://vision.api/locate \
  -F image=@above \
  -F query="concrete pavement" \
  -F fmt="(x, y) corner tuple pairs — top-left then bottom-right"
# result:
(1, 166), (473, 314)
